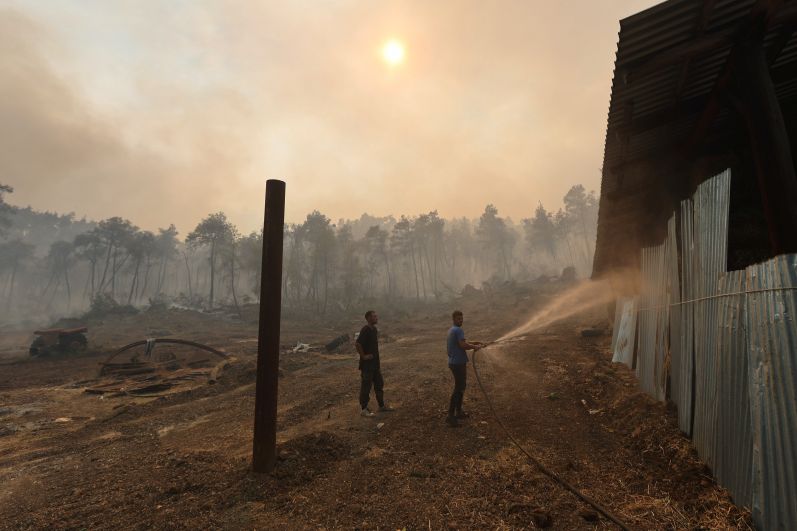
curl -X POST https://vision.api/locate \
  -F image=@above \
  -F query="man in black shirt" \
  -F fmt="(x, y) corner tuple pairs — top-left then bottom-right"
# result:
(355, 310), (393, 416)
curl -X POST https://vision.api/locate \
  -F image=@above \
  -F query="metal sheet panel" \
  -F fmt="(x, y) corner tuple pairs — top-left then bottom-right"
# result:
(637, 247), (653, 389)
(675, 197), (696, 435)
(714, 269), (754, 509)
(637, 242), (669, 400)
(612, 297), (637, 367)
(745, 254), (797, 530)
(666, 213), (684, 416)
(657, 227), (674, 403)
(637, 245), (656, 393)
(691, 169), (731, 472)
(611, 298), (623, 353)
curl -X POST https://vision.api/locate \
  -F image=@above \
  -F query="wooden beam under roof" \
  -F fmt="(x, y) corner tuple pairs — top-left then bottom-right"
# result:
(683, 0), (786, 154)
(622, 32), (731, 83)
(674, 0), (719, 105)
(731, 26), (797, 254)
(766, 21), (795, 65)
(622, 0), (797, 83)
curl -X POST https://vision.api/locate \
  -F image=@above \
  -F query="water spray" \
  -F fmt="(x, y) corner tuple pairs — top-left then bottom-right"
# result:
(493, 279), (617, 344)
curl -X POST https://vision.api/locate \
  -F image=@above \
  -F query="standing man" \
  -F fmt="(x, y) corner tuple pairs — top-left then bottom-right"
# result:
(446, 310), (484, 427)
(355, 310), (393, 417)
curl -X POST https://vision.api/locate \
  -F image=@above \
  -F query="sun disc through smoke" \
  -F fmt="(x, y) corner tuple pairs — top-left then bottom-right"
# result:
(382, 39), (405, 66)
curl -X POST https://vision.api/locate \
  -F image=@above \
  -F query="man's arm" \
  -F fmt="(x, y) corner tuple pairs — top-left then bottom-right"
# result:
(458, 336), (483, 351)
(356, 333), (374, 361)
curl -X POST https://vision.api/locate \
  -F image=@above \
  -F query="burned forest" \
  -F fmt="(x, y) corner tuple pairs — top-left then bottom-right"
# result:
(0, 185), (598, 325)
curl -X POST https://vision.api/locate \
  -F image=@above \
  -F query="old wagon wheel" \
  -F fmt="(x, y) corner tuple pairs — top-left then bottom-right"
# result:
(99, 338), (228, 377)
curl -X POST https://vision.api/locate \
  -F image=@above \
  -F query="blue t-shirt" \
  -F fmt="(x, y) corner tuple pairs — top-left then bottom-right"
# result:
(447, 326), (468, 365)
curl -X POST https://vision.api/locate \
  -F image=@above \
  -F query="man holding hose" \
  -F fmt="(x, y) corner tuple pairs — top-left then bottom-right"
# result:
(446, 310), (485, 427)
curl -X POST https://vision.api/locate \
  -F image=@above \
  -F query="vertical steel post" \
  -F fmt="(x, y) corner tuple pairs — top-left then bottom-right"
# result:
(252, 179), (285, 473)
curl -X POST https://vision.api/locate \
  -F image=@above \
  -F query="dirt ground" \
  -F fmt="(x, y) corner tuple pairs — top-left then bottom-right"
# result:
(0, 282), (752, 530)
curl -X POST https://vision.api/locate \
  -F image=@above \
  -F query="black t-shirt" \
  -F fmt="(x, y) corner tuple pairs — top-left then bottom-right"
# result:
(356, 325), (380, 370)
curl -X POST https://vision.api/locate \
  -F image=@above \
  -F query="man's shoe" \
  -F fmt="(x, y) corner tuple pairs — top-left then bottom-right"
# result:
(445, 415), (460, 428)
(455, 410), (470, 419)
(379, 405), (395, 412)
(361, 408), (375, 417)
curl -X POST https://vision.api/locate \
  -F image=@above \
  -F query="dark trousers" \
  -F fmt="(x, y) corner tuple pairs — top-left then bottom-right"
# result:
(448, 363), (467, 416)
(359, 366), (384, 409)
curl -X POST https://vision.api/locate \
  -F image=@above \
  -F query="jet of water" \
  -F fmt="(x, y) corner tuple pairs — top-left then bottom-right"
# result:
(491, 279), (615, 345)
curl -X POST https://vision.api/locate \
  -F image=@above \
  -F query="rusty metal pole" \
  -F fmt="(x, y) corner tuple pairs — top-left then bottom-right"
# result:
(252, 179), (285, 473)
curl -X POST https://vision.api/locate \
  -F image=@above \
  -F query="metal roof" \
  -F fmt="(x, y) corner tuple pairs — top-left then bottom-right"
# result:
(593, 0), (797, 276)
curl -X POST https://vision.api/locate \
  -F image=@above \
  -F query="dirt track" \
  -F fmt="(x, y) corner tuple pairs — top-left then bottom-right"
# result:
(0, 285), (752, 530)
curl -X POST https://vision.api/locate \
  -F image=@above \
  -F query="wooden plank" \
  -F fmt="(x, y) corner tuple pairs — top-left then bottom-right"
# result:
(675, 0), (720, 104)
(731, 34), (797, 254)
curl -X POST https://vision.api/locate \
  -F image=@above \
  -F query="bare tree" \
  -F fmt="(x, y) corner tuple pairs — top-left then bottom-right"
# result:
(218, 223), (242, 316)
(337, 224), (363, 309)
(563, 185), (599, 264)
(283, 223), (306, 305)
(0, 184), (13, 237)
(553, 209), (577, 267)
(74, 232), (104, 299)
(186, 212), (233, 308)
(523, 203), (558, 264)
(95, 217), (137, 298)
(477, 204), (515, 281)
(365, 225), (391, 298)
(154, 225), (179, 295)
(182, 247), (195, 300)
(0, 240), (35, 309)
(391, 216), (420, 300)
(301, 211), (335, 313)
(43, 240), (75, 309)
(124, 230), (155, 304)
(238, 230), (263, 297)
(445, 218), (474, 287)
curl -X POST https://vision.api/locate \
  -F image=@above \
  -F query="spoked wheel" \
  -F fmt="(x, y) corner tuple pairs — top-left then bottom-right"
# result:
(99, 338), (227, 378)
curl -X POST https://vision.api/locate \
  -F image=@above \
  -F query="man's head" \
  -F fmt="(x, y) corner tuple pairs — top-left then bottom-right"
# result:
(365, 310), (378, 326)
(452, 310), (463, 327)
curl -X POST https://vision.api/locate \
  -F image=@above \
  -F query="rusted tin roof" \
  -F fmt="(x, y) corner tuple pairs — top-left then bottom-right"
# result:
(593, 0), (797, 276)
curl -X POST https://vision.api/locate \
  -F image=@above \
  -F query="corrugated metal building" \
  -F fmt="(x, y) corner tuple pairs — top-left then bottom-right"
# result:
(594, 1), (797, 529)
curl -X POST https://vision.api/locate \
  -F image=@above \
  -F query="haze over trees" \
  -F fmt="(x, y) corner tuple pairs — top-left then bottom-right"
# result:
(0, 181), (599, 324)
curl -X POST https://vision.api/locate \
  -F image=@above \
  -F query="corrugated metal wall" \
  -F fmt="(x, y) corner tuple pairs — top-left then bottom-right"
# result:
(613, 169), (797, 530)
(745, 255), (797, 529)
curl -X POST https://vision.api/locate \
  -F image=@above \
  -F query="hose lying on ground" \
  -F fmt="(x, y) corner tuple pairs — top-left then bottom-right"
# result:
(471, 348), (634, 531)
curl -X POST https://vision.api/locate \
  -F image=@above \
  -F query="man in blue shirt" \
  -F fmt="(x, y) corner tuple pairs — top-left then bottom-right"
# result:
(446, 310), (485, 427)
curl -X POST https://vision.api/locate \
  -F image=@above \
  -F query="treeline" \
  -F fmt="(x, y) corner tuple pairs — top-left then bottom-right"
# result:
(0, 183), (598, 322)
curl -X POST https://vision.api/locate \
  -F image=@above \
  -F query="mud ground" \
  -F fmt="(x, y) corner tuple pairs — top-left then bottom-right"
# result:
(0, 283), (752, 529)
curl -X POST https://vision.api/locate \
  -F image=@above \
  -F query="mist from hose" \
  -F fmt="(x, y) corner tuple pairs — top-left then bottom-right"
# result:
(490, 278), (617, 345)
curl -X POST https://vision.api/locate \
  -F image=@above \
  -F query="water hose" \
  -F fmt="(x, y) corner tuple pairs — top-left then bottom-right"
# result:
(472, 348), (634, 531)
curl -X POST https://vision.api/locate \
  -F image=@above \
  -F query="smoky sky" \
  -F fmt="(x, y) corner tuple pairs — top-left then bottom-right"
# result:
(1, 0), (659, 235)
